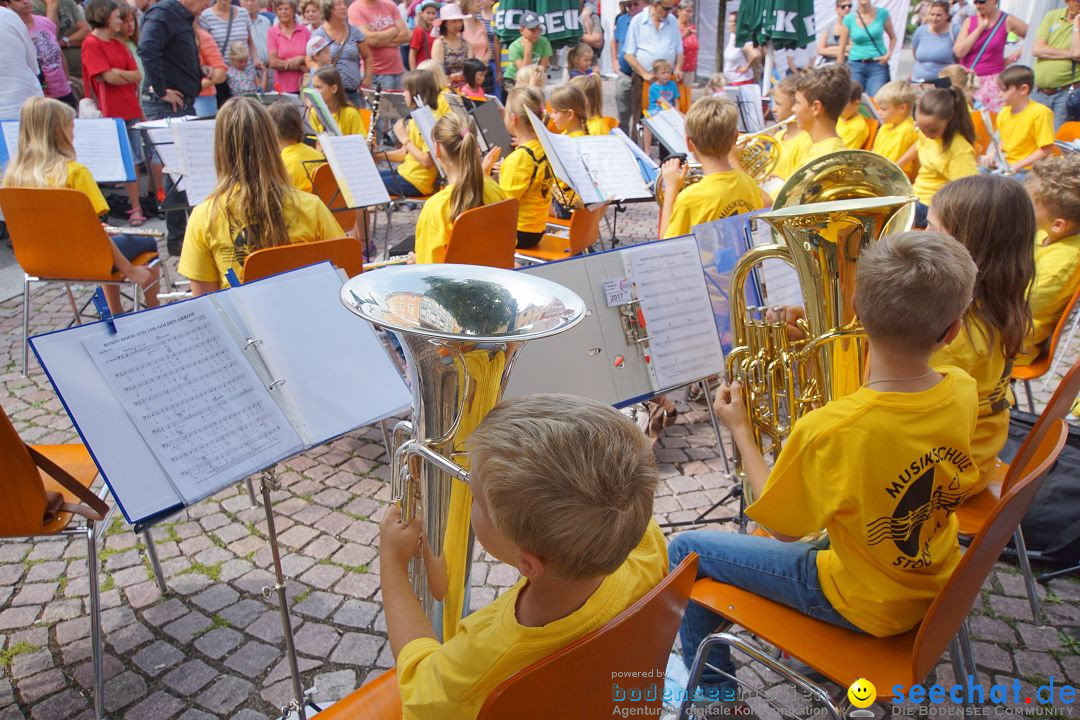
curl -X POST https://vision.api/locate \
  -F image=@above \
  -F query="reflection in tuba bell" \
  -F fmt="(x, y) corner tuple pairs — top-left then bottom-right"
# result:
(726, 151), (916, 513)
(340, 265), (586, 641)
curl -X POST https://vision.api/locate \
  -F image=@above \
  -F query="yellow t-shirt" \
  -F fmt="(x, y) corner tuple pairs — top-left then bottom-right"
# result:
(748, 367), (980, 637)
(773, 130), (811, 181)
(414, 177), (508, 264)
(396, 105), (449, 197)
(178, 188), (341, 287)
(930, 315), (1012, 493)
(997, 100), (1055, 166)
(586, 116), (615, 135)
(308, 105), (367, 136)
(280, 142), (326, 194)
(437, 91), (452, 117)
(396, 521), (668, 719)
(872, 117), (918, 174)
(780, 135), (847, 181)
(64, 161), (110, 217)
(663, 170), (763, 239)
(837, 114), (870, 150)
(912, 132), (978, 205)
(1017, 231), (1080, 364)
(498, 139), (552, 234)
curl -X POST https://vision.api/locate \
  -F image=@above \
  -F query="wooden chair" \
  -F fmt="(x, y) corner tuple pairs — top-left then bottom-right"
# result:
(314, 553), (699, 719)
(1012, 283), (1080, 413)
(443, 198), (519, 269)
(516, 203), (607, 263)
(680, 421), (1069, 720)
(1057, 121), (1080, 143)
(242, 237), (365, 283)
(955, 358), (1080, 627)
(0, 401), (167, 720)
(0, 188), (160, 376)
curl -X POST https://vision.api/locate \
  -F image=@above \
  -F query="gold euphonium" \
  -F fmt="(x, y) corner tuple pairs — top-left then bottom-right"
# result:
(340, 265), (585, 641)
(726, 151), (916, 512)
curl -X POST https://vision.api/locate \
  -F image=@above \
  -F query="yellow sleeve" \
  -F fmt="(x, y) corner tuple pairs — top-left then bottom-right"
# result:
(1029, 245), (1080, 344)
(396, 638), (476, 719)
(497, 149), (533, 200)
(1034, 106), (1055, 149)
(663, 194), (691, 239)
(66, 162), (110, 217)
(945, 142), (978, 182)
(340, 107), (368, 136)
(415, 192), (451, 264)
(176, 202), (223, 284)
(312, 197), (343, 240)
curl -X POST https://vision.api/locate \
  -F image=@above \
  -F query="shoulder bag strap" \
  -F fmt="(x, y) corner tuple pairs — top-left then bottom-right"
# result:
(26, 446), (108, 521)
(856, 10), (886, 57)
(965, 11), (1006, 71)
(330, 26), (348, 67)
(222, 6), (235, 53)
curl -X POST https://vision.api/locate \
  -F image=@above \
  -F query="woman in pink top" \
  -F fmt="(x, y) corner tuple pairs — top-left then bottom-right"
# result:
(267, 0), (310, 92)
(10, 0), (75, 107)
(952, 0), (1026, 111)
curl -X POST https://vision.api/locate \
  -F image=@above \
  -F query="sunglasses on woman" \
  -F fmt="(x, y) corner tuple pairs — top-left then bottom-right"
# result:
(838, 3), (851, 7)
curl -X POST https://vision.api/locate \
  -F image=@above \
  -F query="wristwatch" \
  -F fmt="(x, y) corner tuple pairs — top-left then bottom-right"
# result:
(61, 36), (70, 47)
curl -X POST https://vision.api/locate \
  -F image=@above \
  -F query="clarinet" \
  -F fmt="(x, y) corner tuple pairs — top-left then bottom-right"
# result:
(366, 82), (382, 150)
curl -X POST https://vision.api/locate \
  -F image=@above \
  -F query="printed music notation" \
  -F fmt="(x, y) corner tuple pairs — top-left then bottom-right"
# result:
(624, 238), (725, 390)
(82, 307), (303, 503)
(172, 120), (217, 205)
(320, 134), (391, 209)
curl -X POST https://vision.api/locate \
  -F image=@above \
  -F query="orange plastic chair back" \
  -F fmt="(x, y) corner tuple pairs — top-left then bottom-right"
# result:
(911, 419), (1068, 680)
(971, 110), (990, 156)
(1057, 121), (1080, 143)
(0, 404), (51, 538)
(566, 203), (606, 254)
(359, 108), (373, 137)
(863, 116), (879, 150)
(0, 188), (119, 281)
(641, 82), (692, 115)
(311, 164), (355, 234)
(1017, 283), (1080, 377)
(477, 553), (699, 719)
(242, 236), (364, 282)
(444, 198), (519, 269)
(1003, 359), (1080, 496)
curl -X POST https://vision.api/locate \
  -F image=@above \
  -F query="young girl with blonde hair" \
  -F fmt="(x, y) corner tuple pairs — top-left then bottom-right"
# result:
(307, 66), (366, 135)
(497, 86), (553, 248)
(1, 97), (159, 312)
(570, 74), (613, 135)
(381, 69), (445, 198)
(178, 97), (340, 293)
(548, 84), (588, 217)
(417, 59), (454, 117)
(414, 112), (507, 263)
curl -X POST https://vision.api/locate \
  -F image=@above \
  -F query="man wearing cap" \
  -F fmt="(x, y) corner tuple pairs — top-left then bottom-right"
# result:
(503, 9), (552, 91)
(623, 0), (682, 142)
(348, 0), (410, 90)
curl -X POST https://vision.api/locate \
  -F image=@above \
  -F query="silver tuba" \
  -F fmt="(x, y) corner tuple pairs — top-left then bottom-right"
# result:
(341, 265), (586, 640)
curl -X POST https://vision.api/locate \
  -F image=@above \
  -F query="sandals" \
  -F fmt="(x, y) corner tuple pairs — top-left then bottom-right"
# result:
(127, 208), (147, 227)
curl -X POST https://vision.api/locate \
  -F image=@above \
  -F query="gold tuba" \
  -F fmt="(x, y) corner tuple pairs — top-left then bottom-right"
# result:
(726, 151), (916, 510)
(340, 265), (586, 641)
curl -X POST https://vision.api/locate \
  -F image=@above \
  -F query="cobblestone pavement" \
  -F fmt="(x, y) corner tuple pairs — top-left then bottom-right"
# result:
(1, 88), (1078, 720)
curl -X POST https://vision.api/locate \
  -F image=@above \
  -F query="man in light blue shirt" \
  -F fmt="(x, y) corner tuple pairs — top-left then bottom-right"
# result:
(623, 0), (682, 142)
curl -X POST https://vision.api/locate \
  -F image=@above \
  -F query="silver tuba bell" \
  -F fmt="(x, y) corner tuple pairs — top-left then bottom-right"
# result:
(340, 265), (586, 640)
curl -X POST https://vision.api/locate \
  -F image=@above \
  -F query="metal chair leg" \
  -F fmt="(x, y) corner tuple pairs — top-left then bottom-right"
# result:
(959, 619), (977, 687)
(1024, 379), (1035, 414)
(85, 521), (104, 720)
(1013, 528), (1044, 625)
(948, 636), (973, 713)
(22, 276), (31, 376)
(142, 531), (167, 594)
(246, 478), (258, 507)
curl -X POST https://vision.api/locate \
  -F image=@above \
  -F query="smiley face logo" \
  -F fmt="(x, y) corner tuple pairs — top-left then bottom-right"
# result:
(847, 678), (876, 709)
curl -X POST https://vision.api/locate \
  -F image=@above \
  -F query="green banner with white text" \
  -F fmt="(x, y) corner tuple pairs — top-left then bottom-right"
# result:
(494, 1), (583, 48)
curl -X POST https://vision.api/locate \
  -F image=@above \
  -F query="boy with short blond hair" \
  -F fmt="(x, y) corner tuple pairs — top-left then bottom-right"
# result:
(671, 230), (981, 698)
(872, 79), (918, 175)
(647, 58), (680, 115)
(658, 96), (763, 238)
(380, 393), (666, 718)
(1019, 155), (1080, 364)
(985, 65), (1055, 173)
(783, 63), (850, 175)
(838, 80), (870, 149)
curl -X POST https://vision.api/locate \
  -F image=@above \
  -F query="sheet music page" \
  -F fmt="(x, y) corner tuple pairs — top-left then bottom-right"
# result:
(172, 120), (217, 205)
(752, 219), (804, 309)
(319, 134), (391, 208)
(73, 118), (132, 182)
(612, 128), (659, 179)
(576, 135), (652, 202)
(646, 109), (693, 161)
(623, 236), (725, 390)
(726, 85), (764, 133)
(0, 122), (20, 167)
(410, 105), (446, 177)
(81, 305), (303, 504)
(525, 108), (575, 193)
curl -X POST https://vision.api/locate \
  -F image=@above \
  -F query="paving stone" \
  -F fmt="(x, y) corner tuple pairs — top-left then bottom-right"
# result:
(313, 669), (356, 703)
(191, 584), (240, 614)
(293, 621), (341, 657)
(162, 610), (212, 643)
(194, 626), (243, 660)
(1013, 651), (1062, 681)
(299, 563), (345, 590)
(28, 688), (85, 720)
(223, 640), (280, 676)
(73, 654), (123, 689)
(100, 606), (135, 634)
(104, 549), (143, 572)
(333, 599), (379, 629)
(330, 632), (382, 666)
(176, 712), (216, 720)
(970, 641), (1015, 674)
(1016, 623), (1062, 652)
(18, 669), (66, 706)
(103, 671), (147, 713)
(294, 591), (343, 620)
(11, 583), (57, 607)
(334, 572), (380, 600)
(10, 650), (53, 680)
(218, 599), (266, 629)
(142, 598), (188, 627)
(245, 610), (301, 645)
(0, 607), (39, 630)
(106, 622), (154, 654)
(277, 525), (320, 550)
(122, 691), (185, 720)
(197, 676), (255, 714)
(264, 655), (322, 685)
(169, 573), (214, 596)
(162, 659), (218, 696)
(132, 640), (184, 676)
(969, 615), (1016, 644)
(123, 581), (163, 610)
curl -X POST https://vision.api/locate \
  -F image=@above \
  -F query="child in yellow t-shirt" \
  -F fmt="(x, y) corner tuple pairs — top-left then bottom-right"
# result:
(672, 230), (980, 698)
(927, 174), (1036, 491)
(548, 84), (589, 219)
(268, 100), (325, 194)
(659, 96), (763, 238)
(496, 86), (554, 249)
(381, 393), (665, 718)
(1018, 156), (1080, 364)
(782, 64), (850, 177)
(306, 67), (367, 136)
(0, 97), (159, 312)
(872, 80), (918, 177)
(837, 80), (870, 150)
(570, 74), (615, 136)
(178, 97), (340, 293)
(770, 73), (809, 182)
(981, 65), (1055, 174)
(412, 112), (507, 264)
(380, 69), (446, 198)
(897, 87), (979, 228)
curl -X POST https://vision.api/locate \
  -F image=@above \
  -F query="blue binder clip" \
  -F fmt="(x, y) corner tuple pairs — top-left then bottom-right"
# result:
(225, 268), (241, 288)
(92, 287), (117, 334)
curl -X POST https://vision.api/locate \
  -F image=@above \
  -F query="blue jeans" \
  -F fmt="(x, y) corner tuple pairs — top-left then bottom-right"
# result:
(1032, 88), (1070, 133)
(915, 200), (929, 229)
(668, 532), (862, 688)
(847, 59), (890, 96)
(380, 168), (423, 198)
